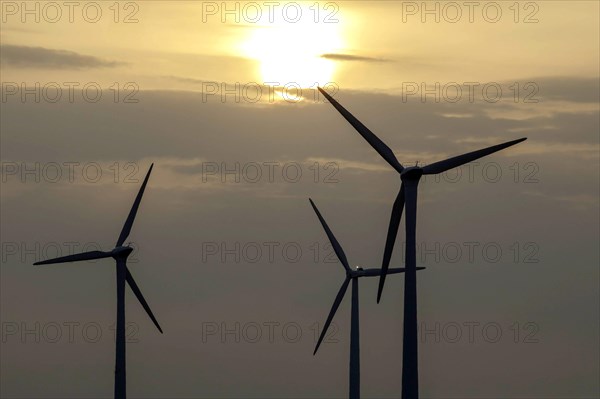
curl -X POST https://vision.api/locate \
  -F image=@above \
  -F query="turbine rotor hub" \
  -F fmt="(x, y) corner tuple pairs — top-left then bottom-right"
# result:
(400, 166), (423, 181)
(111, 245), (133, 258)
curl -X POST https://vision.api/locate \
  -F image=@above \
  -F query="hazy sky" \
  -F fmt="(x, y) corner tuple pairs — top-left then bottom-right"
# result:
(1, 1), (599, 398)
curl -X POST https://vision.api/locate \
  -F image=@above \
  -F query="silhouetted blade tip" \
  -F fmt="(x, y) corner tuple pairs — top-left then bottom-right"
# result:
(377, 280), (385, 303)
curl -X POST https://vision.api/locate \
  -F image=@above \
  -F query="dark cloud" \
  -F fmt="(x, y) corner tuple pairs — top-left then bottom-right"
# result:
(320, 53), (391, 63)
(532, 76), (600, 103)
(0, 44), (123, 69)
(163, 75), (209, 85)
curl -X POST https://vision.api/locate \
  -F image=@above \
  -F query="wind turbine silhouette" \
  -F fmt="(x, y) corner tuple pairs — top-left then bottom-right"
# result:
(318, 87), (526, 399)
(309, 198), (424, 399)
(33, 163), (162, 399)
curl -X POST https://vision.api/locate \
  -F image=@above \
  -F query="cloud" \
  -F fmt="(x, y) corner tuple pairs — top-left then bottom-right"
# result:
(439, 113), (475, 119)
(482, 100), (599, 121)
(320, 53), (390, 63)
(0, 44), (123, 69)
(532, 76), (600, 103)
(162, 75), (209, 85)
(160, 76), (323, 104)
(305, 157), (390, 173)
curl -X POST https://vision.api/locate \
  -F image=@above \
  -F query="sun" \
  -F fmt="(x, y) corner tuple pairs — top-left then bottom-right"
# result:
(240, 6), (344, 89)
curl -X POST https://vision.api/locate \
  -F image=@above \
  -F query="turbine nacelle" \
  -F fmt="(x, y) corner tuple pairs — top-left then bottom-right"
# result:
(111, 245), (134, 258)
(347, 266), (364, 278)
(400, 166), (423, 181)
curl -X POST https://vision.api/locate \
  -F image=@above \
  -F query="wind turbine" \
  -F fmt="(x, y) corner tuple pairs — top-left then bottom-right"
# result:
(309, 198), (424, 399)
(318, 87), (526, 399)
(33, 163), (162, 399)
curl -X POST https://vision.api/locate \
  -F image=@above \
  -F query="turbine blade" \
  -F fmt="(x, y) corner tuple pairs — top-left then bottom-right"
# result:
(388, 266), (425, 274)
(404, 185), (419, 271)
(377, 185), (405, 303)
(125, 267), (163, 333)
(309, 198), (351, 272)
(318, 87), (404, 174)
(34, 250), (111, 265)
(116, 163), (154, 247)
(423, 138), (527, 175)
(385, 267), (407, 275)
(363, 266), (425, 277)
(362, 268), (403, 277)
(314, 276), (351, 355)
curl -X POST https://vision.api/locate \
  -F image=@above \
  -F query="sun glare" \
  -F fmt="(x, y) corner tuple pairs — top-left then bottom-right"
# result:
(240, 5), (344, 89)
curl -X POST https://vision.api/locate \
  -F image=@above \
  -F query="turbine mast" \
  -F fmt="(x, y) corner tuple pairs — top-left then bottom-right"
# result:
(114, 259), (127, 399)
(350, 277), (360, 399)
(402, 180), (419, 399)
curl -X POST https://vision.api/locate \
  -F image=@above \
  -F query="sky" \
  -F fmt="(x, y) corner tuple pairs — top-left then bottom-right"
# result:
(1, 1), (599, 398)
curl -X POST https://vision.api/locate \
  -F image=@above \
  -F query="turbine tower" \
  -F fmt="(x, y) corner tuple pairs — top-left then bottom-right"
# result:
(309, 198), (424, 399)
(318, 87), (526, 399)
(33, 163), (162, 399)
